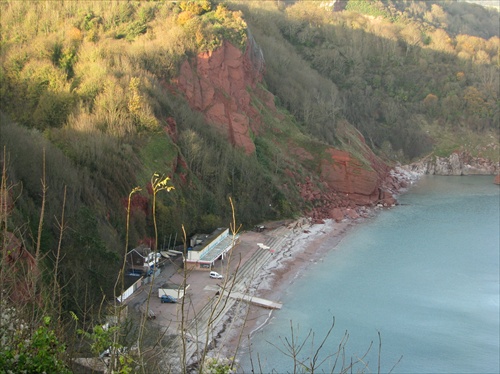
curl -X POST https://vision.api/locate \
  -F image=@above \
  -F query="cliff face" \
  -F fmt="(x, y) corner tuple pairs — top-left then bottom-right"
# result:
(174, 40), (399, 220)
(321, 149), (381, 203)
(318, 124), (395, 206)
(175, 39), (274, 154)
(410, 151), (499, 176)
(302, 132), (410, 222)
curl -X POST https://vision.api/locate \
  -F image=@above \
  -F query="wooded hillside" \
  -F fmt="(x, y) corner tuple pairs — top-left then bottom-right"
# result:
(1, 0), (498, 318)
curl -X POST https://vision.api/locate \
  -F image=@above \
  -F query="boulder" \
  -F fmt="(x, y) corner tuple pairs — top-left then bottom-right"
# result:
(330, 208), (344, 222)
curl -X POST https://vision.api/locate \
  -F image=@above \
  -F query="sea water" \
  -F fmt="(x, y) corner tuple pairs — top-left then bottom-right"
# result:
(240, 176), (500, 374)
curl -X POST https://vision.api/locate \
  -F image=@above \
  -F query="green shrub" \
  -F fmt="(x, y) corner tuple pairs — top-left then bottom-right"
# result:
(179, 0), (212, 16)
(0, 316), (71, 374)
(178, 2), (247, 52)
(345, 0), (390, 18)
(32, 91), (76, 130)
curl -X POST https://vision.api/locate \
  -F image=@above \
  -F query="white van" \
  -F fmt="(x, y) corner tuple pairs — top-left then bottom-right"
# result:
(209, 271), (223, 279)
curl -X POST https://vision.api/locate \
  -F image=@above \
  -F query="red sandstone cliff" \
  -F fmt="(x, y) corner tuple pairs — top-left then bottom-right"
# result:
(175, 41), (274, 154)
(174, 41), (398, 221)
(318, 122), (393, 206)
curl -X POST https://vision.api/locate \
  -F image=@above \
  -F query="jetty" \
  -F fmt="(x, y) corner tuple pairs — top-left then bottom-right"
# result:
(204, 285), (282, 309)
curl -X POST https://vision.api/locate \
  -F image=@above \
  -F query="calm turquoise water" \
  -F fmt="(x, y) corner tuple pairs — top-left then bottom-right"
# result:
(240, 176), (500, 374)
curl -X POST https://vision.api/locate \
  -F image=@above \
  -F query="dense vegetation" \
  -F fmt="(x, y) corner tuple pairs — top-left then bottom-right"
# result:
(234, 0), (499, 159)
(0, 0), (498, 371)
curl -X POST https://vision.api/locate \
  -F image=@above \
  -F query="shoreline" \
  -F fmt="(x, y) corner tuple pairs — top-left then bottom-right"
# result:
(211, 167), (423, 364)
(214, 216), (362, 362)
(247, 219), (354, 333)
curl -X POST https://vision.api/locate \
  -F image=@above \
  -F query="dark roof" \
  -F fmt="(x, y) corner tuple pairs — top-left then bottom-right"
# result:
(190, 227), (226, 252)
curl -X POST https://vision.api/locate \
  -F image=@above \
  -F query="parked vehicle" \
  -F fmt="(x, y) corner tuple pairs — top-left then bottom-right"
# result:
(127, 269), (142, 277)
(210, 271), (223, 279)
(161, 295), (177, 303)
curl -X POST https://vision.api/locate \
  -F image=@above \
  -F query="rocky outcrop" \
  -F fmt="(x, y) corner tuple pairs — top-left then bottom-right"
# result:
(320, 148), (383, 205)
(320, 0), (348, 12)
(300, 165), (419, 223)
(333, 0), (348, 12)
(409, 151), (499, 176)
(175, 38), (274, 154)
(318, 124), (398, 207)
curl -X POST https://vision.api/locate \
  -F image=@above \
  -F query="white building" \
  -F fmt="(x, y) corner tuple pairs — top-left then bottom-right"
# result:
(185, 228), (239, 270)
(126, 245), (160, 274)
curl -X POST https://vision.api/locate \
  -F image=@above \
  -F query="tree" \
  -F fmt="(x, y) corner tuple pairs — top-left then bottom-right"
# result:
(429, 29), (454, 53)
(423, 93), (439, 117)
(0, 316), (71, 373)
(399, 23), (422, 56)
